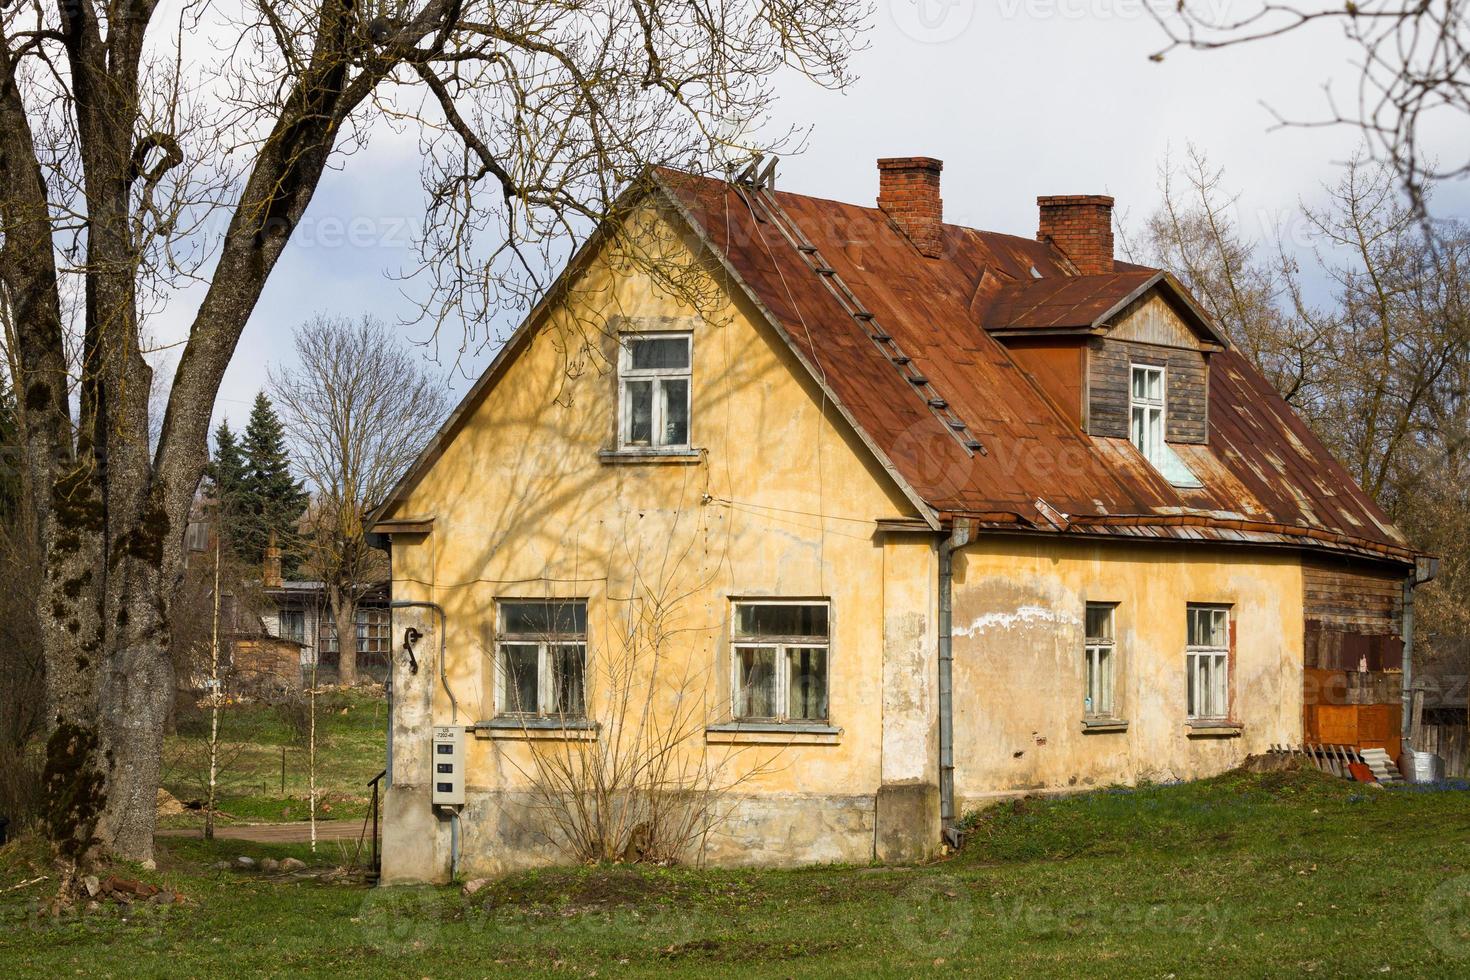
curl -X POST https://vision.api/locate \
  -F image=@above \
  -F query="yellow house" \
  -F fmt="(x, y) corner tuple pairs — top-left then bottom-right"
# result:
(370, 159), (1427, 884)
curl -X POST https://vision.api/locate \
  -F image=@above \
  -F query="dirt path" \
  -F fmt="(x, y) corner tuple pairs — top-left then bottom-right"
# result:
(157, 821), (367, 843)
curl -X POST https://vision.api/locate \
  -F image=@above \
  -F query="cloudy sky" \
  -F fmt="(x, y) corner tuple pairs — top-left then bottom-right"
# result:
(196, 1), (1470, 433)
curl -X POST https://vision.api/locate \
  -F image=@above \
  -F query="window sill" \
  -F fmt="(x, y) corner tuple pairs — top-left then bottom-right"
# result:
(598, 448), (703, 464)
(471, 718), (600, 741)
(705, 722), (842, 745)
(1186, 721), (1244, 738)
(1081, 718), (1129, 733)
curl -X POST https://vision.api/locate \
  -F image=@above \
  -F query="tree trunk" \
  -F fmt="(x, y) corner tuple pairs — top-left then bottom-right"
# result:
(333, 591), (358, 687)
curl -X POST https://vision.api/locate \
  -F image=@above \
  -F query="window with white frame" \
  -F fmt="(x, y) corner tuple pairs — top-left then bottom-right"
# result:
(1084, 603), (1117, 718)
(495, 600), (587, 718)
(619, 333), (691, 449)
(1130, 365), (1166, 465)
(731, 601), (829, 723)
(1129, 362), (1203, 488)
(1186, 605), (1231, 721)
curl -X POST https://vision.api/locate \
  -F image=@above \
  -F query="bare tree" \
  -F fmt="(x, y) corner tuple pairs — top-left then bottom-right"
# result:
(1119, 144), (1330, 405)
(1131, 148), (1470, 644)
(1148, 2), (1470, 213)
(0, 0), (866, 864)
(270, 315), (448, 687)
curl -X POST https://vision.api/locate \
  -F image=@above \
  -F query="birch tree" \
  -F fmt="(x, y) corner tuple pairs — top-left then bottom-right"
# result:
(270, 315), (447, 686)
(0, 0), (867, 864)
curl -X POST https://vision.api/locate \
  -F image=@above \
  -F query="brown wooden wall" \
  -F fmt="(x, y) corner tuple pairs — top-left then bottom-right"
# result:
(1303, 557), (1404, 655)
(1302, 557), (1408, 757)
(1001, 337), (1086, 426)
(1086, 339), (1209, 444)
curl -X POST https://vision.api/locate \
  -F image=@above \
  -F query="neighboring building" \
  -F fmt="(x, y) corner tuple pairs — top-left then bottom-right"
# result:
(261, 579), (393, 686)
(369, 159), (1431, 883)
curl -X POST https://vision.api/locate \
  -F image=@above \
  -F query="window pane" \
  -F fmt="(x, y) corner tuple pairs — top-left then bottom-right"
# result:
(734, 647), (778, 718)
(552, 644), (585, 717)
(1187, 652), (1198, 716)
(661, 378), (689, 446)
(1148, 369), (1163, 401)
(1148, 408), (1163, 452)
(1131, 406), (1146, 449)
(735, 603), (828, 639)
(1085, 604), (1113, 641)
(1132, 367), (1148, 400)
(623, 380), (653, 446)
(629, 336), (690, 370)
(1211, 653), (1228, 717)
(1100, 647), (1113, 715)
(500, 644), (539, 713)
(787, 647), (828, 721)
(502, 601), (586, 636)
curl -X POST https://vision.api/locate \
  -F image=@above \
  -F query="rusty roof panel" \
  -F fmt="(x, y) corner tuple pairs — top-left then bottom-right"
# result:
(984, 272), (1157, 331)
(659, 170), (1412, 562)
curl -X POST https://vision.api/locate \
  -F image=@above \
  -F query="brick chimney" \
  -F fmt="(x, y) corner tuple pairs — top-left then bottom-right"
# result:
(877, 157), (944, 258)
(1037, 195), (1115, 275)
(263, 531), (283, 589)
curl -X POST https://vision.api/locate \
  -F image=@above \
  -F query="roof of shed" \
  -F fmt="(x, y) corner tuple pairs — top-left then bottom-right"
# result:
(657, 169), (1411, 562)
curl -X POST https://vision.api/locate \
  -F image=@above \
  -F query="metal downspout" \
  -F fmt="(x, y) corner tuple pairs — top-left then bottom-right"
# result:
(939, 519), (971, 847)
(1401, 571), (1416, 748)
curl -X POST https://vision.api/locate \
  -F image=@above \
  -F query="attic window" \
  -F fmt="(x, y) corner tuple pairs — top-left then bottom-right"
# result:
(619, 333), (691, 450)
(1129, 364), (1202, 488)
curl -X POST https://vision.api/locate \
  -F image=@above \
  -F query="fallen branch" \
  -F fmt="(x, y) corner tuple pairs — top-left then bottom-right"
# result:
(2, 875), (49, 893)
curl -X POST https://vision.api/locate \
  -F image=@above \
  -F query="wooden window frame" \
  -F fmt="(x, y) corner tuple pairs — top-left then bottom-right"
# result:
(618, 332), (692, 451)
(1129, 363), (1167, 466)
(730, 599), (831, 724)
(1084, 602), (1118, 719)
(494, 599), (588, 719)
(1186, 604), (1233, 722)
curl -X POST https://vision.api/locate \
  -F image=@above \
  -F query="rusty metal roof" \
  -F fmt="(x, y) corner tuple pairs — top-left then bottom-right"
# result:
(660, 170), (1412, 563)
(985, 271), (1158, 331)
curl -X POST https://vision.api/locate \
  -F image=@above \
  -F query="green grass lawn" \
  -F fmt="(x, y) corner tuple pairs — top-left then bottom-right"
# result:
(159, 689), (387, 826)
(4, 767), (1470, 977)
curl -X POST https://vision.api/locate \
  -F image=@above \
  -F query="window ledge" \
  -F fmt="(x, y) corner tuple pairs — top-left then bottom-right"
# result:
(471, 718), (600, 741)
(1186, 721), (1244, 738)
(705, 722), (842, 745)
(1082, 718), (1129, 733)
(598, 448), (703, 464)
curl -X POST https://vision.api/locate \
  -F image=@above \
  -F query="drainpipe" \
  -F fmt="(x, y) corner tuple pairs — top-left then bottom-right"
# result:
(1401, 556), (1440, 752)
(938, 518), (971, 847)
(1401, 572), (1415, 750)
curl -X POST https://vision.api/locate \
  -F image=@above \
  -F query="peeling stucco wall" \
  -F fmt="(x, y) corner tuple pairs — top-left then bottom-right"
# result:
(379, 205), (925, 882)
(949, 537), (1304, 810)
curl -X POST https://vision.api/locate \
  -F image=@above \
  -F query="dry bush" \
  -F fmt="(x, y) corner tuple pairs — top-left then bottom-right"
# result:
(500, 579), (781, 866)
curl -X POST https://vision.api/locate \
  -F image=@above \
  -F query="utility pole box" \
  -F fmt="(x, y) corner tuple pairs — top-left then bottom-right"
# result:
(431, 726), (465, 806)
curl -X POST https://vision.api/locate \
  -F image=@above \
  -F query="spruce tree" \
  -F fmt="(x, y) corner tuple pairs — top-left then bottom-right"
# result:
(206, 420), (249, 556)
(239, 393), (309, 573)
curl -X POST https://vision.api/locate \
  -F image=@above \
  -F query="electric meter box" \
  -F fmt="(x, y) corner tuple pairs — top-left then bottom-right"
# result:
(431, 726), (465, 806)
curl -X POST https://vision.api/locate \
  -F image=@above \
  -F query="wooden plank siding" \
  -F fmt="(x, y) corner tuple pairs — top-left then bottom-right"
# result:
(1301, 556), (1407, 758)
(1086, 339), (1209, 444)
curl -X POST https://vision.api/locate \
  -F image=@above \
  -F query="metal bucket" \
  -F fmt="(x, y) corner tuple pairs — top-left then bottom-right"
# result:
(1400, 748), (1446, 784)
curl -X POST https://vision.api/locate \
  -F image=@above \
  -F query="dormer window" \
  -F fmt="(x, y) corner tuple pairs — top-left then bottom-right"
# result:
(1130, 365), (1165, 465)
(619, 333), (691, 450)
(1130, 363), (1202, 488)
